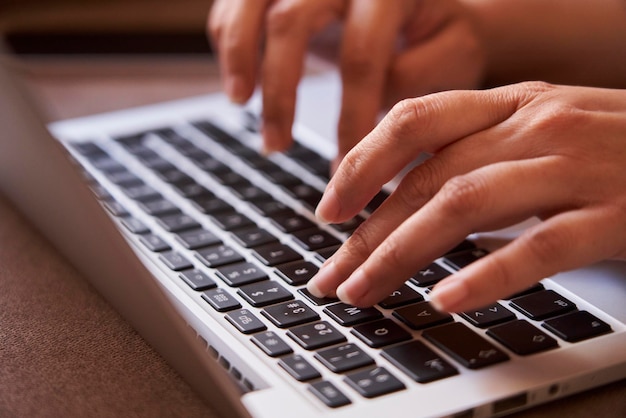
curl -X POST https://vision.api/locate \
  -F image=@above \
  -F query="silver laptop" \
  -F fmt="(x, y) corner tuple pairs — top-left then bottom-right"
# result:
(1, 47), (625, 418)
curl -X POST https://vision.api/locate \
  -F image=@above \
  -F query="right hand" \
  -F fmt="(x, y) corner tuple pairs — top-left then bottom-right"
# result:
(208, 0), (486, 165)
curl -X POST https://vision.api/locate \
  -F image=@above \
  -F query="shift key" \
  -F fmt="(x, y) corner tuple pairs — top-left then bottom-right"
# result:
(423, 322), (509, 369)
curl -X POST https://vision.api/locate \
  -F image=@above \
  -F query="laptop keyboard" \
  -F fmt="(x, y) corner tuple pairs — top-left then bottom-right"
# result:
(66, 117), (613, 408)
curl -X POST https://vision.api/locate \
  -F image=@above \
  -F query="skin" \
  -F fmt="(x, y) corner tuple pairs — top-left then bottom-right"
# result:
(208, 0), (485, 163)
(311, 82), (626, 312)
(210, 0), (626, 312)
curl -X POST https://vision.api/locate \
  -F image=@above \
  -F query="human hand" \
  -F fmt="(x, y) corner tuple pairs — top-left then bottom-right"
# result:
(308, 81), (626, 313)
(208, 0), (485, 164)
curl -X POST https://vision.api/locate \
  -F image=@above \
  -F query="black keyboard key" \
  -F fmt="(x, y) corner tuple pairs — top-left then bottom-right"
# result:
(324, 303), (383, 327)
(248, 199), (291, 217)
(120, 217), (150, 234)
(315, 343), (375, 373)
(252, 243), (302, 266)
(195, 245), (244, 268)
(211, 170), (248, 187)
(175, 228), (221, 250)
(90, 184), (112, 200)
(275, 260), (319, 286)
(344, 367), (405, 398)
(91, 157), (126, 173)
(158, 251), (194, 271)
(71, 141), (104, 156)
(122, 184), (160, 201)
(251, 331), (293, 357)
(225, 309), (267, 334)
(302, 158), (331, 180)
(423, 322), (509, 369)
(351, 319), (412, 348)
(506, 283), (545, 299)
(238, 281), (294, 307)
(230, 184), (272, 202)
(461, 303), (516, 328)
(279, 354), (321, 382)
(393, 301), (453, 330)
(201, 288), (241, 312)
(172, 182), (210, 199)
(378, 284), (424, 309)
(261, 170), (302, 187)
(194, 157), (230, 174)
(410, 263), (451, 287)
(215, 261), (268, 287)
(443, 240), (477, 256)
(382, 340), (458, 383)
(291, 228), (341, 251)
(138, 233), (171, 252)
(543, 311), (612, 342)
(190, 195), (233, 215)
(283, 184), (323, 209)
(156, 213), (200, 233)
(262, 300), (320, 328)
(314, 245), (340, 262)
(308, 381), (351, 408)
(105, 170), (143, 187)
(328, 216), (364, 233)
(231, 227), (278, 248)
(287, 321), (347, 350)
(298, 288), (339, 306)
(269, 211), (315, 233)
(210, 211), (255, 231)
(179, 269), (217, 291)
(365, 190), (389, 213)
(510, 290), (576, 320)
(138, 198), (180, 216)
(443, 248), (488, 270)
(155, 169), (191, 184)
(487, 320), (558, 355)
(103, 200), (129, 217)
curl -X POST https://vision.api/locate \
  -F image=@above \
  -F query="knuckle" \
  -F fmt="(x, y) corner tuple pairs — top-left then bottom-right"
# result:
(341, 49), (378, 82)
(267, 2), (302, 36)
(339, 147), (367, 181)
(342, 225), (378, 264)
(396, 161), (443, 208)
(386, 99), (422, 139)
(376, 238), (409, 272)
(437, 174), (487, 219)
(531, 101), (580, 130)
(386, 97), (444, 150)
(518, 80), (555, 95)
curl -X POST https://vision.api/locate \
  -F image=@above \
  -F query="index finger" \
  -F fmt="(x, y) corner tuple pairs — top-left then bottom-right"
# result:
(316, 86), (524, 224)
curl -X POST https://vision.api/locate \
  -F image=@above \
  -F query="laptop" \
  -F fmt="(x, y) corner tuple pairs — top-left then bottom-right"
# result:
(1, 46), (625, 418)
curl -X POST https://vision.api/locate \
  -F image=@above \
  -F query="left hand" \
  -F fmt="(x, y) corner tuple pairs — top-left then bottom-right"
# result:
(308, 81), (626, 313)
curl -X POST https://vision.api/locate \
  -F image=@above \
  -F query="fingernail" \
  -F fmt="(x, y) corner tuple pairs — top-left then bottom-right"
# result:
(316, 184), (341, 224)
(226, 75), (248, 104)
(307, 260), (339, 298)
(261, 122), (285, 155)
(336, 268), (369, 306)
(429, 278), (468, 312)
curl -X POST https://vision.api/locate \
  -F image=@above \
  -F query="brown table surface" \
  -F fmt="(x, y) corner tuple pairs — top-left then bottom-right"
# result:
(0, 55), (624, 418)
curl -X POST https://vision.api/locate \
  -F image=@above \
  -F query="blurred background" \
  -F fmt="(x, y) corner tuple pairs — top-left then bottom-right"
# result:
(1, 0), (213, 54)
(0, 0), (219, 120)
